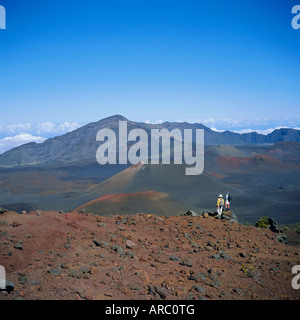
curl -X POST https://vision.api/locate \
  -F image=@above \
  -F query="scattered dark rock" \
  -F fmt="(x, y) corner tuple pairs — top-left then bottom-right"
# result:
(3, 280), (15, 293)
(48, 267), (62, 275)
(220, 253), (233, 260)
(0, 209), (298, 300)
(154, 286), (168, 299)
(277, 234), (288, 244)
(12, 221), (22, 227)
(209, 280), (222, 288)
(97, 223), (106, 227)
(112, 244), (124, 255)
(222, 210), (239, 223)
(188, 272), (206, 282)
(18, 275), (28, 285)
(76, 288), (86, 299)
(180, 257), (194, 267)
(233, 288), (243, 294)
(69, 269), (82, 279)
(169, 254), (180, 262)
(61, 263), (69, 269)
(92, 238), (101, 246)
(0, 207), (8, 214)
(125, 251), (135, 258)
(192, 285), (206, 294)
(14, 242), (23, 250)
(125, 240), (137, 249)
(30, 279), (40, 285)
(185, 210), (199, 217)
(79, 266), (90, 274)
(269, 267), (280, 274)
(268, 218), (282, 233)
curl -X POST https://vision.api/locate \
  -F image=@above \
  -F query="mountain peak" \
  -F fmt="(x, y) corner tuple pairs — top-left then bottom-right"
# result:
(100, 115), (128, 122)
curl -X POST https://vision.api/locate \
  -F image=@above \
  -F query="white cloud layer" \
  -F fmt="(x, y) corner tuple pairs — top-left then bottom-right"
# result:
(210, 127), (299, 135)
(145, 118), (300, 133)
(0, 122), (81, 136)
(144, 120), (164, 125)
(0, 134), (47, 155)
(0, 122), (82, 154)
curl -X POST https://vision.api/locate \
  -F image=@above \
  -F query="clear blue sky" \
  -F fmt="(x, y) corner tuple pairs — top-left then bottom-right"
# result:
(0, 0), (300, 127)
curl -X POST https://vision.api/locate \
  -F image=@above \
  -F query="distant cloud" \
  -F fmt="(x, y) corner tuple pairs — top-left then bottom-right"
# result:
(210, 128), (226, 133)
(231, 128), (278, 135)
(146, 118), (300, 132)
(210, 127), (278, 135)
(0, 122), (82, 154)
(35, 122), (81, 135)
(186, 118), (273, 129)
(144, 120), (164, 125)
(0, 123), (32, 134)
(0, 134), (46, 155)
(0, 122), (81, 137)
(231, 127), (300, 135)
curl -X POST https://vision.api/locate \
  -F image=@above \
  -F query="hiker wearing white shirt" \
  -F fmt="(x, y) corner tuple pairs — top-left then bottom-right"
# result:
(216, 194), (224, 218)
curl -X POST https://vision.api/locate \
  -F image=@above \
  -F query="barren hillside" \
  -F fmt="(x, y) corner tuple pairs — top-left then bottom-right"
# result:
(0, 210), (299, 300)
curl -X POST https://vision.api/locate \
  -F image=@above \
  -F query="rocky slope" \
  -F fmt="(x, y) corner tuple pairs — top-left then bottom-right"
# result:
(0, 210), (299, 300)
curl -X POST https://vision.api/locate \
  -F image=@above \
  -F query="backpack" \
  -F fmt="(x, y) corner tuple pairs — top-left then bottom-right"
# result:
(228, 195), (231, 202)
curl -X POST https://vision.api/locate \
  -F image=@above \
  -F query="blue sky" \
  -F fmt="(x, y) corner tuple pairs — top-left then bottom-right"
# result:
(0, 0), (300, 153)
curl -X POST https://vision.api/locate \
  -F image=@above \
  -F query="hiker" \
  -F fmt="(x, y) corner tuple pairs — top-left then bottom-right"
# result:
(216, 194), (224, 218)
(225, 190), (231, 210)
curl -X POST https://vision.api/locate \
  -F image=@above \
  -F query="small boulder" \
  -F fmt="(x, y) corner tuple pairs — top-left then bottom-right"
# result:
(125, 240), (137, 249)
(170, 254), (180, 262)
(14, 243), (23, 250)
(3, 280), (15, 293)
(186, 210), (199, 217)
(0, 207), (8, 214)
(180, 257), (194, 267)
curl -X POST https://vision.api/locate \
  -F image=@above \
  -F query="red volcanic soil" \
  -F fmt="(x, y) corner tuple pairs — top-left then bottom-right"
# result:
(207, 172), (226, 179)
(75, 191), (187, 216)
(215, 154), (297, 174)
(76, 191), (165, 208)
(0, 210), (300, 300)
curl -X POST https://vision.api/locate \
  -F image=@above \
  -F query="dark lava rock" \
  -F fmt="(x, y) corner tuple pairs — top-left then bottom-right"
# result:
(192, 285), (206, 294)
(2, 280), (15, 293)
(112, 244), (124, 255)
(188, 272), (206, 282)
(0, 207), (8, 214)
(180, 257), (194, 267)
(14, 243), (23, 250)
(170, 254), (180, 262)
(48, 267), (62, 275)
